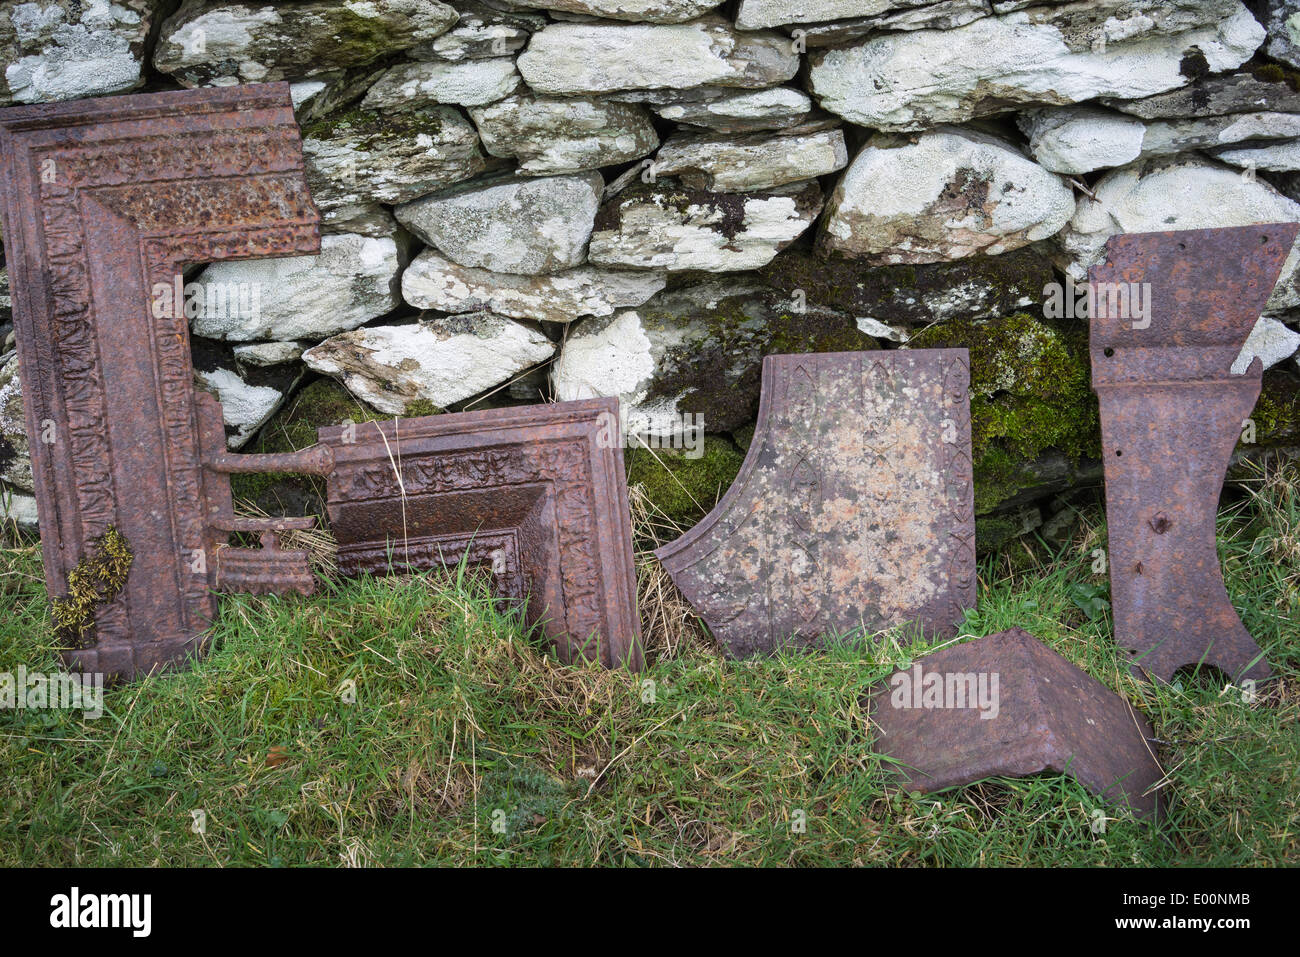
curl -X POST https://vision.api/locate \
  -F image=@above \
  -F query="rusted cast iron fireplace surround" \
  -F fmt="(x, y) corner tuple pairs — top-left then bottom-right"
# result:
(318, 398), (643, 671)
(0, 85), (334, 680)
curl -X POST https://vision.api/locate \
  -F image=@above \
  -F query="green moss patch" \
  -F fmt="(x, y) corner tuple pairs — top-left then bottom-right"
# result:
(302, 106), (448, 148)
(910, 312), (1100, 514)
(1252, 369), (1300, 446)
(625, 435), (745, 529)
(232, 379), (385, 513)
(637, 287), (879, 433)
(758, 246), (1054, 327)
(50, 526), (133, 649)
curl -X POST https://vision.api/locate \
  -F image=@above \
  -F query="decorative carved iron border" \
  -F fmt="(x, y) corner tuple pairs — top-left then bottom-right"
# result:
(0, 85), (326, 679)
(318, 397), (643, 670)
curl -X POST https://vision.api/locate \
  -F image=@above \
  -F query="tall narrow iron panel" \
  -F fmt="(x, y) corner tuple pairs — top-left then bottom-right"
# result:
(1090, 224), (1300, 683)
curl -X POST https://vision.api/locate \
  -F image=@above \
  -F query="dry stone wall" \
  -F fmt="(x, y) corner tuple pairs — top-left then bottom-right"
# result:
(2, 0), (1300, 548)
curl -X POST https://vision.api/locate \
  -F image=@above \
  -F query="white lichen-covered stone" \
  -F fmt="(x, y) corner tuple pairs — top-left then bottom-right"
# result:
(1018, 107), (1146, 175)
(819, 127), (1075, 264)
(232, 340), (308, 367)
(469, 93), (659, 175)
(153, 0), (458, 86)
(360, 58), (520, 111)
(808, 1), (1264, 131)
(495, 0), (721, 23)
(189, 336), (306, 448)
(1138, 112), (1300, 156)
(395, 172), (603, 275)
(795, 0), (991, 46)
(302, 314), (556, 414)
(302, 107), (489, 229)
(0, 357), (32, 492)
(1232, 316), (1300, 374)
(735, 0), (905, 29)
(551, 309), (665, 434)
(517, 16), (799, 95)
(402, 249), (667, 323)
(856, 317), (910, 342)
(195, 365), (298, 448)
(407, 2), (544, 61)
(1022, 105), (1300, 173)
(190, 234), (404, 342)
(588, 180), (823, 272)
(1059, 156), (1300, 315)
(1260, 0), (1300, 69)
(2, 0), (156, 104)
(652, 129), (848, 192)
(1212, 139), (1300, 172)
(0, 486), (37, 531)
(652, 87), (816, 133)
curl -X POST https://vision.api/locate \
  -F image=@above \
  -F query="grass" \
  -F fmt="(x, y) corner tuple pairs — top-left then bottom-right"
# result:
(0, 467), (1297, 867)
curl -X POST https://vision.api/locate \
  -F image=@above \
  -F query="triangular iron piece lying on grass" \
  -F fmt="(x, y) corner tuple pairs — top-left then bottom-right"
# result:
(1090, 224), (1300, 684)
(318, 397), (642, 670)
(0, 85), (332, 681)
(656, 350), (976, 657)
(868, 627), (1163, 819)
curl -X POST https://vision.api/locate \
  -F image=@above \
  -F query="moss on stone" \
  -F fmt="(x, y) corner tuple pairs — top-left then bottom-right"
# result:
(757, 246), (1054, 327)
(231, 379), (384, 511)
(302, 106), (447, 148)
(50, 525), (133, 649)
(320, 8), (398, 67)
(1252, 369), (1300, 445)
(909, 312), (1100, 514)
(1249, 58), (1300, 92)
(625, 435), (745, 529)
(975, 512), (1033, 553)
(404, 398), (441, 419)
(637, 287), (879, 433)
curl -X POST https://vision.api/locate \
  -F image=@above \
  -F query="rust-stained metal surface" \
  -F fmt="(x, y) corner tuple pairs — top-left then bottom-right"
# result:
(318, 397), (643, 670)
(656, 350), (976, 657)
(1090, 223), (1300, 684)
(868, 627), (1163, 819)
(196, 393), (328, 599)
(0, 85), (325, 680)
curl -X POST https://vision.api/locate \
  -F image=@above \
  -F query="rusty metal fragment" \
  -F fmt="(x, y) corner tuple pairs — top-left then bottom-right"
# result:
(868, 627), (1162, 818)
(1090, 224), (1300, 684)
(0, 85), (329, 680)
(318, 397), (642, 670)
(656, 350), (975, 657)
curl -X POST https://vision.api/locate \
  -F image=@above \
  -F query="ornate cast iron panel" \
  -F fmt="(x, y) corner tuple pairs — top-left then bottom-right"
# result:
(1090, 224), (1300, 684)
(868, 627), (1163, 819)
(318, 397), (643, 670)
(0, 85), (328, 680)
(656, 350), (976, 657)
